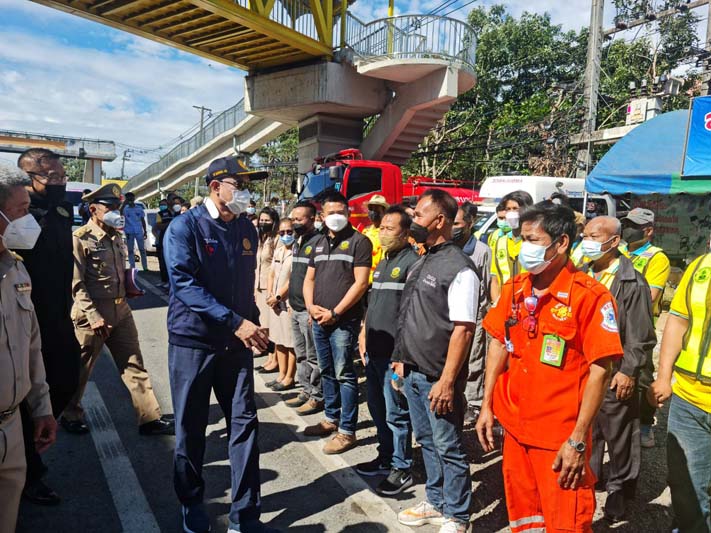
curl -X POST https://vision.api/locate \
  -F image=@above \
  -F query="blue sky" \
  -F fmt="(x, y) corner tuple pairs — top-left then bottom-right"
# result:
(0, 0), (619, 176)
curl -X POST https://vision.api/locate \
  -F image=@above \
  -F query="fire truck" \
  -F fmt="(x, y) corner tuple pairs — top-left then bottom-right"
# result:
(295, 149), (479, 228)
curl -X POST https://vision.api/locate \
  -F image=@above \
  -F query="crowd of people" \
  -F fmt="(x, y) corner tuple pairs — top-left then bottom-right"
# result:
(0, 150), (709, 533)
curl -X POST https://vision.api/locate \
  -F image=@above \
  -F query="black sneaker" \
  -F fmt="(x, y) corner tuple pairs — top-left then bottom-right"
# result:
(139, 415), (175, 436)
(376, 468), (413, 496)
(355, 457), (390, 477)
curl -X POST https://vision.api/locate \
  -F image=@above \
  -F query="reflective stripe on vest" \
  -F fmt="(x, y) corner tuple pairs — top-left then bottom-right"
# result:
(495, 234), (513, 283)
(571, 242), (587, 268)
(676, 253), (711, 382)
(631, 245), (662, 276)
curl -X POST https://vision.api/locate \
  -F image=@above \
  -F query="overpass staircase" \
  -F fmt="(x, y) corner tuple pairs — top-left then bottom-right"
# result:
(31, 0), (476, 199)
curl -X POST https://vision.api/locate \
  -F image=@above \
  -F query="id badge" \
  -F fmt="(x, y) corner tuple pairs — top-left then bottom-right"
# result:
(540, 335), (566, 367)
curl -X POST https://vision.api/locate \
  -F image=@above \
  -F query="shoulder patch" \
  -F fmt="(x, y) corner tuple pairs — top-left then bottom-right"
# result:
(73, 226), (90, 238)
(304, 245), (313, 256)
(600, 301), (619, 333)
(694, 266), (711, 284)
(339, 241), (350, 251)
(390, 266), (401, 279)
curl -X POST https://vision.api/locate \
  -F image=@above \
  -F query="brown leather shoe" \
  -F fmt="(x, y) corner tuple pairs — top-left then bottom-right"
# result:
(323, 432), (357, 454)
(296, 398), (324, 415)
(303, 420), (338, 437)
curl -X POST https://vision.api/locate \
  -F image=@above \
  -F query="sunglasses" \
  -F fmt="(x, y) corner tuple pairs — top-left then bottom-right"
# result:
(521, 292), (539, 333)
(279, 229), (294, 236)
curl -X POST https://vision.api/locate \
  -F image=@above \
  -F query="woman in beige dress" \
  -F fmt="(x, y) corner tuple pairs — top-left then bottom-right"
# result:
(255, 207), (280, 373)
(265, 218), (296, 390)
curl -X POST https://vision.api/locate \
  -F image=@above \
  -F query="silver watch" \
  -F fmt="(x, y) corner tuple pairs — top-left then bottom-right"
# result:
(567, 437), (586, 453)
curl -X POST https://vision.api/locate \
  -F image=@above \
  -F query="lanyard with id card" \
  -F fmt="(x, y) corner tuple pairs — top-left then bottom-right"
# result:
(540, 334), (566, 367)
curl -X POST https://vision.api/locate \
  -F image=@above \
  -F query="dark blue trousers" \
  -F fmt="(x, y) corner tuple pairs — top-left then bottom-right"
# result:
(169, 344), (261, 527)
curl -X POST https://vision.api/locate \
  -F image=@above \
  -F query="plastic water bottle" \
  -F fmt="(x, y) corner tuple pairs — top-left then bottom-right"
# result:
(391, 371), (404, 392)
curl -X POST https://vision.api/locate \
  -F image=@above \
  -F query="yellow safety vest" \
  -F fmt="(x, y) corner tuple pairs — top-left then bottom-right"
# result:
(676, 254), (711, 382)
(630, 245), (663, 276)
(494, 234), (522, 283)
(487, 228), (502, 250)
(571, 241), (587, 268)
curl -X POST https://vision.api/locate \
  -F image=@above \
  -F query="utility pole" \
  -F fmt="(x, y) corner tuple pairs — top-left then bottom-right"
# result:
(120, 148), (132, 179)
(704, 1), (711, 95)
(577, 0), (604, 178)
(192, 105), (212, 197)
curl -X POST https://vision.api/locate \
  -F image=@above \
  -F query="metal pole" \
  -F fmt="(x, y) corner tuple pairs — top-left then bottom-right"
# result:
(340, 0), (347, 49)
(387, 0), (394, 54)
(577, 0), (604, 178)
(704, 1), (711, 95)
(192, 105), (212, 197)
(120, 149), (131, 179)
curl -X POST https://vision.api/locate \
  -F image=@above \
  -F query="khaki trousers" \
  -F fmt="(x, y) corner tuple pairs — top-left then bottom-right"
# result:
(0, 411), (25, 533)
(65, 299), (161, 426)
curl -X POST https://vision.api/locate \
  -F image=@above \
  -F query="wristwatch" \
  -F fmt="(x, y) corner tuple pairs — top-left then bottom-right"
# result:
(331, 309), (340, 321)
(567, 437), (586, 453)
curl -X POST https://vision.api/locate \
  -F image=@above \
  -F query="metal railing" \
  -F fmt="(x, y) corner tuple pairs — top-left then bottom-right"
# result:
(126, 100), (247, 191)
(345, 14), (476, 73)
(126, 12), (476, 192)
(233, 0), (323, 43)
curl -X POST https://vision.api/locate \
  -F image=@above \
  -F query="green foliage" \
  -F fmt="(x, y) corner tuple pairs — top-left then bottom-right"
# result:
(60, 157), (85, 182)
(253, 128), (298, 205)
(403, 2), (700, 183)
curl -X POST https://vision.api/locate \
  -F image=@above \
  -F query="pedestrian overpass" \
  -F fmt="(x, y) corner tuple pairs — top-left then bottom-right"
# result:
(32, 0), (477, 200)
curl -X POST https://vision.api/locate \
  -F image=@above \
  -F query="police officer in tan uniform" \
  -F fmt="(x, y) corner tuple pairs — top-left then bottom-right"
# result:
(61, 183), (173, 436)
(0, 164), (56, 532)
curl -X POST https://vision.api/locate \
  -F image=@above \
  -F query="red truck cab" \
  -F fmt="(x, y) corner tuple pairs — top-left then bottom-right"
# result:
(296, 149), (478, 229)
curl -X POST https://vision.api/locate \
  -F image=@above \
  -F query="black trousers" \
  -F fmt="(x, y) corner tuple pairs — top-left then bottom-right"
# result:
(591, 386), (641, 495)
(21, 321), (81, 484)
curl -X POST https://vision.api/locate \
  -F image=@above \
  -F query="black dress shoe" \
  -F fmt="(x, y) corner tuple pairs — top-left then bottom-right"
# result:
(604, 490), (626, 522)
(265, 379), (280, 388)
(139, 415), (175, 436)
(272, 382), (295, 392)
(60, 417), (89, 435)
(22, 479), (61, 506)
(258, 366), (278, 374)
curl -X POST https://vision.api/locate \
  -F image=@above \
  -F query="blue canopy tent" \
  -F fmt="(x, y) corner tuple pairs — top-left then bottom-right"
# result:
(585, 110), (711, 195)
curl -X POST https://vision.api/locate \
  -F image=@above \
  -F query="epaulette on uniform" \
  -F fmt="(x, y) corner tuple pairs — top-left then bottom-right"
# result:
(73, 225), (91, 238)
(9, 250), (23, 262)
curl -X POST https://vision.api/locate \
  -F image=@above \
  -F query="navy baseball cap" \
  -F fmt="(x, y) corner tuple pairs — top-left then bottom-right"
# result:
(206, 156), (268, 184)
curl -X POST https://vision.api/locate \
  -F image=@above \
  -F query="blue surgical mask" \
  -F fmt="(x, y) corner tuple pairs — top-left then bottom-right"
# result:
(580, 237), (614, 261)
(280, 234), (295, 246)
(519, 239), (558, 275)
(496, 219), (512, 233)
(159, 204), (168, 212)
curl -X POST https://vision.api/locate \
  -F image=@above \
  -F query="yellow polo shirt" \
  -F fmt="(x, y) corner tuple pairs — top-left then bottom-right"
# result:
(362, 224), (384, 284)
(669, 255), (711, 413)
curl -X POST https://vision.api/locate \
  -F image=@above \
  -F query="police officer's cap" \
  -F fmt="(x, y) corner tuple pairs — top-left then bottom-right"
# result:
(82, 183), (123, 205)
(206, 156), (268, 185)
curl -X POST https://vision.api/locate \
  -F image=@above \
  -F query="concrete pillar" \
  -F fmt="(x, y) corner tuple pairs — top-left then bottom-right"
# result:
(82, 159), (102, 184)
(297, 115), (363, 174)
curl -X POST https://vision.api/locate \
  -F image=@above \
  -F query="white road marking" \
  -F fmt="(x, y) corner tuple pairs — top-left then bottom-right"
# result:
(253, 377), (414, 533)
(83, 382), (160, 533)
(139, 274), (412, 531)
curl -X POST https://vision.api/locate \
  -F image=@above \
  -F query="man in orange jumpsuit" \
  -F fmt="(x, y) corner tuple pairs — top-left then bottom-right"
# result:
(476, 202), (623, 533)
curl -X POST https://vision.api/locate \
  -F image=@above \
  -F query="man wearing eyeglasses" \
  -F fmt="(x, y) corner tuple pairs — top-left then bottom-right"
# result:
(477, 202), (624, 533)
(15, 149), (80, 506)
(164, 156), (277, 533)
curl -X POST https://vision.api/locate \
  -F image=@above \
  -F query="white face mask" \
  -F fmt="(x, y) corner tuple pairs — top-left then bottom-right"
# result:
(325, 213), (348, 232)
(505, 211), (520, 230)
(102, 210), (125, 229)
(172, 204), (182, 213)
(580, 236), (615, 261)
(225, 187), (252, 216)
(0, 211), (41, 250)
(519, 239), (558, 275)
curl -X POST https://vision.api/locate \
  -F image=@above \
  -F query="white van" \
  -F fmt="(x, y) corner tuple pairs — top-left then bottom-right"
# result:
(475, 175), (625, 242)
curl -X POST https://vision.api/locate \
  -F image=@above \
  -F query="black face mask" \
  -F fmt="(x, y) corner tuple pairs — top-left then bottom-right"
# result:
(452, 227), (468, 243)
(410, 222), (430, 244)
(45, 184), (66, 204)
(259, 222), (274, 234)
(293, 222), (309, 235)
(622, 226), (646, 245)
(368, 210), (382, 223)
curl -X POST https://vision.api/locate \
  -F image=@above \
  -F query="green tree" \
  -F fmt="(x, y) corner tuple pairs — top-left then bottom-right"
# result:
(60, 157), (85, 182)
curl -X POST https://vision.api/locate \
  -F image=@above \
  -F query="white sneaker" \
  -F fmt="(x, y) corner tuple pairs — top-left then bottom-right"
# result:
(641, 425), (656, 448)
(398, 501), (446, 526)
(439, 519), (470, 533)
